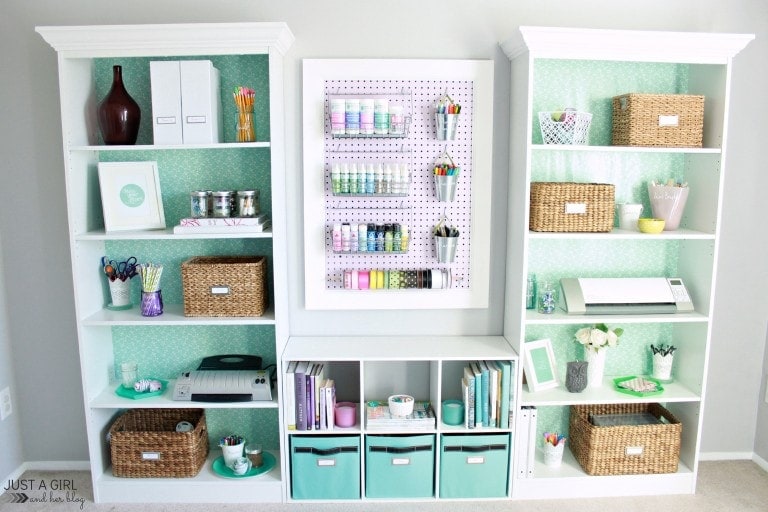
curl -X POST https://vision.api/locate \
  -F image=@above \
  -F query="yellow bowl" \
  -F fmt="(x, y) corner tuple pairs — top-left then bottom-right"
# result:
(637, 217), (665, 234)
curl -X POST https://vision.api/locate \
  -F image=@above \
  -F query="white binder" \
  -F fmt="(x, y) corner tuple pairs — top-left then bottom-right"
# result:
(180, 60), (223, 144)
(149, 61), (183, 145)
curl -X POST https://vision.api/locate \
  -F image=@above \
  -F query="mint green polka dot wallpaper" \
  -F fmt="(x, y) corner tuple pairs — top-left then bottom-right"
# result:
(532, 60), (690, 146)
(526, 60), (697, 445)
(95, 54), (279, 449)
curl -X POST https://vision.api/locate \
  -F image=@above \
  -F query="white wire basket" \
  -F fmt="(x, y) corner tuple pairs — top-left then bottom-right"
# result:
(538, 111), (593, 145)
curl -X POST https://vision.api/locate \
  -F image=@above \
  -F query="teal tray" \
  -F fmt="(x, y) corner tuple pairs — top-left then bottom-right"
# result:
(114, 379), (167, 400)
(613, 376), (664, 397)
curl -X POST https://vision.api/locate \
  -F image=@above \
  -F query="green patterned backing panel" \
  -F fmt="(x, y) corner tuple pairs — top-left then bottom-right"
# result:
(525, 321), (676, 445)
(99, 149), (272, 226)
(104, 238), (274, 306)
(95, 55), (271, 145)
(532, 60), (690, 146)
(112, 324), (279, 449)
(532, 151), (686, 216)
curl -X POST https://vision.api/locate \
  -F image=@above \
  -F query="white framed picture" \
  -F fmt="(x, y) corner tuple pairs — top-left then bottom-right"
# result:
(523, 338), (559, 392)
(98, 161), (166, 232)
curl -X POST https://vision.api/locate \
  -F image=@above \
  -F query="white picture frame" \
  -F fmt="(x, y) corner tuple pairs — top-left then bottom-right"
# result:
(523, 338), (559, 392)
(98, 161), (166, 232)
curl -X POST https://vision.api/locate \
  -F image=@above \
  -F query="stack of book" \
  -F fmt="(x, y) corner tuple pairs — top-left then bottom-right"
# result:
(460, 360), (516, 429)
(284, 361), (336, 431)
(173, 214), (271, 234)
(365, 400), (435, 431)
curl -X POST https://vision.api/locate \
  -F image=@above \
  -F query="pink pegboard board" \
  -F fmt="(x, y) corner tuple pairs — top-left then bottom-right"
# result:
(323, 79), (474, 290)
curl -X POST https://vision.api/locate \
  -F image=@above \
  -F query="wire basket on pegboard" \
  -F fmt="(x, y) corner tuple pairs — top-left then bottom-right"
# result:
(538, 111), (593, 145)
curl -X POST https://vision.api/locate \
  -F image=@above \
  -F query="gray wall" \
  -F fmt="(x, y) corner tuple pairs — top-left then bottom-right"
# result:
(0, 233), (24, 477)
(0, 0), (766, 466)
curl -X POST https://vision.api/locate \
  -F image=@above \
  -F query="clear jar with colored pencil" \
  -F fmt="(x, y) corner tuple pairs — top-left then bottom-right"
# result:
(138, 263), (164, 317)
(234, 86), (256, 142)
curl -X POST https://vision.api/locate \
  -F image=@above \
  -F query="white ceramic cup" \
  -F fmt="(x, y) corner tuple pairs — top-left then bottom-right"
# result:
(617, 203), (644, 231)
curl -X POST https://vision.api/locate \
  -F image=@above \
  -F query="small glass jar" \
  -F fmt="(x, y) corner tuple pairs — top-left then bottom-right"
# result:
(212, 191), (232, 218)
(537, 280), (558, 314)
(120, 362), (138, 389)
(236, 190), (260, 217)
(245, 444), (263, 468)
(190, 190), (209, 218)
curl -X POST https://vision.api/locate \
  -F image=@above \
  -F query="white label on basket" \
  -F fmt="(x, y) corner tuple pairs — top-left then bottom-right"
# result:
(625, 446), (644, 456)
(467, 456), (485, 465)
(391, 458), (411, 465)
(210, 285), (230, 295)
(658, 115), (679, 127)
(565, 203), (587, 214)
(142, 452), (161, 460)
(317, 459), (336, 467)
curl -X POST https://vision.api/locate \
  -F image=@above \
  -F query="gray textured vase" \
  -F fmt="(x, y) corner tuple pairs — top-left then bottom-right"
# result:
(566, 361), (589, 393)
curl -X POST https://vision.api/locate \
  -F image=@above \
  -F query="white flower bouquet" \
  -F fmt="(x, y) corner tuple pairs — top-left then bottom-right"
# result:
(575, 323), (624, 352)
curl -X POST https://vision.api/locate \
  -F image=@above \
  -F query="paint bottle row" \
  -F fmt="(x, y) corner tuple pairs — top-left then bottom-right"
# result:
(330, 98), (407, 136)
(331, 223), (410, 253)
(330, 162), (410, 196)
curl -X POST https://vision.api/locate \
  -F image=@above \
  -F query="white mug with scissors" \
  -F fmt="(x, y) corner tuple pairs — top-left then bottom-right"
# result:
(616, 203), (644, 231)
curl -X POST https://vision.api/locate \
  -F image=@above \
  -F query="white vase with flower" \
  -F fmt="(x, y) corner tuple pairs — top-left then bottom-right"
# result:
(575, 324), (623, 388)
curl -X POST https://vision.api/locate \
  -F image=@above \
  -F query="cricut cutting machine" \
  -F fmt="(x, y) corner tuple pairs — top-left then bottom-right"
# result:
(560, 277), (694, 315)
(172, 354), (273, 402)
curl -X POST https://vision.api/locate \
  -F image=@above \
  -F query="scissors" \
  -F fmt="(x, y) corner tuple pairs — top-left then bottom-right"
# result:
(101, 256), (138, 281)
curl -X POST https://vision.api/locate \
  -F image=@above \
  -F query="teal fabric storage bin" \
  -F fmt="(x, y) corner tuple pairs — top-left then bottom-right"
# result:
(290, 435), (361, 500)
(439, 433), (510, 498)
(365, 434), (435, 498)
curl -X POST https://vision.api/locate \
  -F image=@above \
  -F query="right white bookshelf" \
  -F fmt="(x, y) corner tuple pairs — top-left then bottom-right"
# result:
(501, 27), (753, 499)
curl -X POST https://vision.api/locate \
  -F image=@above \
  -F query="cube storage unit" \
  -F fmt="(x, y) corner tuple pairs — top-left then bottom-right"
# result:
(290, 435), (361, 500)
(365, 434), (436, 498)
(439, 433), (510, 498)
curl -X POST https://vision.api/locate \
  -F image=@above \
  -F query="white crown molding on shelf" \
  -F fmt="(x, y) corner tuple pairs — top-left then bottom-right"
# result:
(36, 22), (294, 57)
(501, 26), (754, 64)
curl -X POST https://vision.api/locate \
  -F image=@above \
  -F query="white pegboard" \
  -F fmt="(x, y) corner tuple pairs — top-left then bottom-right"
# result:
(323, 79), (474, 290)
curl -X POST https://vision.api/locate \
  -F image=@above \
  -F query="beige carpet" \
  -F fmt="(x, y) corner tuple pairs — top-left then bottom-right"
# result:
(2, 460), (766, 511)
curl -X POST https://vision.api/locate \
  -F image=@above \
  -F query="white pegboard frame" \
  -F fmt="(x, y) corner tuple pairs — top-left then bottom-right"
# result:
(302, 59), (493, 309)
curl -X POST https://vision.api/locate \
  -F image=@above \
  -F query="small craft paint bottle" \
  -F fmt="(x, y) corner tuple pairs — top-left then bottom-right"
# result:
(340, 163), (350, 194)
(330, 98), (346, 135)
(358, 223), (368, 252)
(345, 98), (360, 135)
(332, 223), (342, 252)
(389, 104), (404, 135)
(350, 223), (358, 252)
(360, 98), (375, 135)
(374, 98), (389, 135)
(375, 224), (385, 252)
(331, 163), (341, 194)
(366, 163), (376, 194)
(341, 223), (351, 252)
(367, 223), (376, 251)
(384, 223), (394, 252)
(349, 163), (358, 194)
(400, 224), (409, 252)
(393, 223), (402, 252)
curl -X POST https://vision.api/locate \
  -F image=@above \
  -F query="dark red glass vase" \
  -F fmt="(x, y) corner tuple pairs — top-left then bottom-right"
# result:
(97, 65), (140, 145)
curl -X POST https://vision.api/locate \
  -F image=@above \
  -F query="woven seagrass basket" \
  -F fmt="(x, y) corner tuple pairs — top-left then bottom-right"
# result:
(569, 403), (682, 476)
(182, 256), (267, 317)
(109, 408), (208, 478)
(529, 182), (615, 232)
(612, 93), (704, 147)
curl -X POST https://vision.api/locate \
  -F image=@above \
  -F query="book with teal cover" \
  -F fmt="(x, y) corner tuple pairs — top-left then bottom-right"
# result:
(470, 361), (483, 428)
(478, 360), (490, 427)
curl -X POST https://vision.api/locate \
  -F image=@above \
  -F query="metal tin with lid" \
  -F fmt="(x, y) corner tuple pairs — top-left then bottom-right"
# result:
(236, 190), (260, 217)
(212, 191), (233, 218)
(190, 190), (209, 218)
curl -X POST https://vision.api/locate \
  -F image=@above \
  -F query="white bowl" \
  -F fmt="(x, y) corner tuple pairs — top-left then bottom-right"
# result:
(388, 394), (415, 417)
